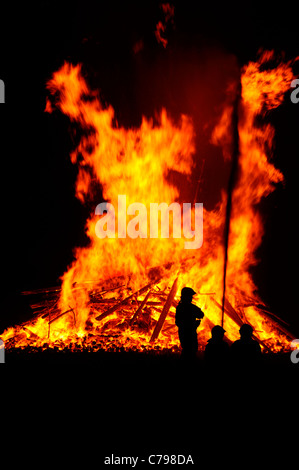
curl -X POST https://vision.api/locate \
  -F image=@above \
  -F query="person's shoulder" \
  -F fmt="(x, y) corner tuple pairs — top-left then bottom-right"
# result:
(191, 303), (204, 315)
(231, 339), (241, 347)
(252, 339), (262, 350)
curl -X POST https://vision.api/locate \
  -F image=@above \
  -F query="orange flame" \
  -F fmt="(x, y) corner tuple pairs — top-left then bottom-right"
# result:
(1, 51), (296, 353)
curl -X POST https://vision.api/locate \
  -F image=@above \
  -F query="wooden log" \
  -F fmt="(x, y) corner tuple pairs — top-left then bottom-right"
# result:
(89, 298), (118, 304)
(22, 327), (39, 341)
(257, 309), (296, 341)
(211, 297), (243, 327)
(69, 305), (77, 328)
(256, 306), (291, 327)
(224, 296), (295, 345)
(142, 301), (163, 306)
(21, 286), (61, 296)
(202, 315), (216, 332)
(42, 307), (60, 319)
(161, 324), (177, 333)
(95, 282), (154, 322)
(36, 301), (58, 315)
(133, 293), (140, 304)
(150, 306), (163, 314)
(48, 309), (73, 325)
(6, 332), (27, 345)
(150, 277), (178, 343)
(130, 289), (152, 324)
(21, 280), (126, 298)
(97, 284), (126, 295)
(90, 297), (164, 306)
(30, 302), (54, 310)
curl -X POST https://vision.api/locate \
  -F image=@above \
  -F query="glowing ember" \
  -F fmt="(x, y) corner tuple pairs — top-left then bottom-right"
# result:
(1, 51), (296, 353)
(155, 3), (175, 48)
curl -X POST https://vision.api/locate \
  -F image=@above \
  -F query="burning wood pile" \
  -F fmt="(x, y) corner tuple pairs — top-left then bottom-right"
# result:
(1, 50), (297, 355)
(2, 259), (295, 354)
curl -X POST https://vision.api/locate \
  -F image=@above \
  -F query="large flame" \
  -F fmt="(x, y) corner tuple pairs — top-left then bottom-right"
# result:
(1, 51), (296, 352)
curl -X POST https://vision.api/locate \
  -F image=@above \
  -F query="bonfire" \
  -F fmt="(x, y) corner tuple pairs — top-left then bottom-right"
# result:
(1, 50), (296, 354)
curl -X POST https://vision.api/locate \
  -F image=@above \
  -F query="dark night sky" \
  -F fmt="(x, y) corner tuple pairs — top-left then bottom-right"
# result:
(0, 0), (298, 334)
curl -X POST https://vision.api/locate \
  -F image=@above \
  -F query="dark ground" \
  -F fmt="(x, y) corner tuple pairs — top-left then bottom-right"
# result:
(4, 346), (297, 370)
(2, 347), (298, 464)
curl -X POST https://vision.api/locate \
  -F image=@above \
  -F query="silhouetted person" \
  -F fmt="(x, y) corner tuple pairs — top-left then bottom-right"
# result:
(175, 287), (204, 361)
(231, 324), (261, 366)
(204, 325), (230, 366)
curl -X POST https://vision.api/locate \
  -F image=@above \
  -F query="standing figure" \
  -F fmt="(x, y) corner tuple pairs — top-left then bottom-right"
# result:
(231, 324), (262, 366)
(204, 325), (230, 366)
(175, 287), (204, 360)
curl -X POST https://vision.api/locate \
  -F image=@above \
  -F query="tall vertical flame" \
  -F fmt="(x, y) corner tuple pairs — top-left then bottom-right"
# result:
(46, 63), (197, 333)
(1, 51), (295, 352)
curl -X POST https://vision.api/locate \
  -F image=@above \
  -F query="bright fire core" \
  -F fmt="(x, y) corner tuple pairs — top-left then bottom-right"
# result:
(1, 51), (296, 353)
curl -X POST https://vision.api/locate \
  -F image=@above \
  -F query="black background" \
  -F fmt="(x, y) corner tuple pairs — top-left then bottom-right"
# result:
(0, 0), (298, 335)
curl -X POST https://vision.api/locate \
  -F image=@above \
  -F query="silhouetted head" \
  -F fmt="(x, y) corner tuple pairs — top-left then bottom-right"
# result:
(211, 325), (226, 341)
(181, 287), (196, 303)
(239, 324), (253, 340)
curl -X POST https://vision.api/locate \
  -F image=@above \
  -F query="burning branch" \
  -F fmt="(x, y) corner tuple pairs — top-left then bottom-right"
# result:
(150, 277), (178, 343)
(95, 282), (156, 323)
(130, 288), (153, 325)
